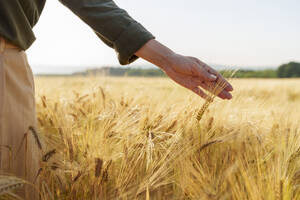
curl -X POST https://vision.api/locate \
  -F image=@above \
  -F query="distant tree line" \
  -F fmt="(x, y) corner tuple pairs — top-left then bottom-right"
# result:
(220, 69), (277, 78)
(277, 62), (300, 78)
(74, 67), (166, 77)
(72, 62), (300, 78)
(220, 62), (300, 78)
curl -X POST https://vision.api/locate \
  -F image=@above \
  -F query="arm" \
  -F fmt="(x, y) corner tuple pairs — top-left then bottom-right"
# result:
(135, 39), (233, 100)
(59, 0), (233, 99)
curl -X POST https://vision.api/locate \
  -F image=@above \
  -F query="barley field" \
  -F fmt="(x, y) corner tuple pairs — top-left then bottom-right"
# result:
(3, 77), (300, 200)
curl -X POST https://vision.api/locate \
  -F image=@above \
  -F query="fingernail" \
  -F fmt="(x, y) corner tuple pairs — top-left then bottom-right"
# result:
(210, 74), (217, 80)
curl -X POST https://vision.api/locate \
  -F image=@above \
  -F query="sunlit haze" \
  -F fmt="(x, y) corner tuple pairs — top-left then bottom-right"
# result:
(26, 0), (300, 74)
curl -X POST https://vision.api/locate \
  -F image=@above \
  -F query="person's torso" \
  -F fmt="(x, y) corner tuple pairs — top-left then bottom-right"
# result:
(0, 0), (46, 50)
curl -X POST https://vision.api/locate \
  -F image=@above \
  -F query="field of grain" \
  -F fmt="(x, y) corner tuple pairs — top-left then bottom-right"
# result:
(3, 77), (300, 200)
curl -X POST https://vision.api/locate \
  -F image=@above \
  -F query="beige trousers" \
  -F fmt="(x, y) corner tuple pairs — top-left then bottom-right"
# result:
(0, 38), (40, 199)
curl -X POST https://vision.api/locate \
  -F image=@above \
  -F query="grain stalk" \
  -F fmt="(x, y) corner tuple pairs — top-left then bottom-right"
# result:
(196, 70), (236, 121)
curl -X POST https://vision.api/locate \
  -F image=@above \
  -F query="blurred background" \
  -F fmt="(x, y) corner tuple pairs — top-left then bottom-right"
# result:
(27, 0), (300, 75)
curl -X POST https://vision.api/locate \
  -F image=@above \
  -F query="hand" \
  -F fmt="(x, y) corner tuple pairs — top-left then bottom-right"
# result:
(162, 54), (233, 100)
(135, 39), (233, 100)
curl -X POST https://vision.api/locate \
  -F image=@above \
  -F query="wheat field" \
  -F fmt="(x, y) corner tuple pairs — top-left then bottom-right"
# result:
(2, 77), (300, 200)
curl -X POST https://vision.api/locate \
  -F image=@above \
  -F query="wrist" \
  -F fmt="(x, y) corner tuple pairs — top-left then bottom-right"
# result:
(135, 39), (175, 70)
(161, 52), (177, 71)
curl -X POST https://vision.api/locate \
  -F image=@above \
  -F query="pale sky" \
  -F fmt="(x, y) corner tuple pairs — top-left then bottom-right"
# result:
(26, 0), (300, 74)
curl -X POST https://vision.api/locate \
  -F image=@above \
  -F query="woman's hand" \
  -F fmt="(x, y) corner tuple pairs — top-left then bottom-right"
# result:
(135, 39), (233, 100)
(163, 54), (233, 100)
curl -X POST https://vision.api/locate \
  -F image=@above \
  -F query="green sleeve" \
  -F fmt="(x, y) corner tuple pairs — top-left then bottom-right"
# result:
(59, 0), (155, 65)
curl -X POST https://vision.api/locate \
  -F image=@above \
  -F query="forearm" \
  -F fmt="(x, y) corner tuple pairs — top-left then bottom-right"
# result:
(135, 39), (175, 70)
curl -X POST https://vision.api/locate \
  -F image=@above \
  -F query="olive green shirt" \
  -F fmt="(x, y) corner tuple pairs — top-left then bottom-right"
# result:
(0, 0), (154, 65)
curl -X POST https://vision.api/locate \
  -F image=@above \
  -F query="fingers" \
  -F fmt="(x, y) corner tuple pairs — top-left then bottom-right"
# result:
(191, 77), (232, 100)
(191, 87), (212, 101)
(207, 67), (233, 92)
(163, 58), (232, 101)
(200, 82), (232, 100)
(165, 67), (211, 101)
(192, 66), (217, 82)
(194, 59), (234, 92)
(206, 69), (233, 92)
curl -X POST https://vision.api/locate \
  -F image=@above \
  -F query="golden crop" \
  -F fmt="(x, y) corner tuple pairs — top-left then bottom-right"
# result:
(3, 77), (300, 200)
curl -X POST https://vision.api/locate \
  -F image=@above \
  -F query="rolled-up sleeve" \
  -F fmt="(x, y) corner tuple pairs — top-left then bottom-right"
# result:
(59, 0), (155, 65)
